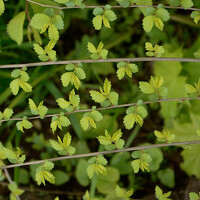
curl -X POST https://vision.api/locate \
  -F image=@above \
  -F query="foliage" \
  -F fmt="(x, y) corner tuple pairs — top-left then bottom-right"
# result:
(56, 89), (80, 111)
(142, 5), (170, 32)
(92, 5), (117, 30)
(154, 130), (175, 143)
(50, 132), (76, 155)
(10, 67), (32, 95)
(35, 160), (55, 185)
(90, 78), (119, 106)
(115, 185), (134, 200)
(87, 155), (108, 179)
(1, 0), (200, 199)
(8, 182), (24, 200)
(97, 129), (125, 150)
(50, 113), (71, 133)
(123, 105), (148, 129)
(87, 41), (109, 60)
(145, 42), (165, 57)
(131, 150), (152, 173)
(155, 186), (172, 200)
(80, 108), (103, 130)
(61, 63), (86, 89)
(116, 62), (138, 80)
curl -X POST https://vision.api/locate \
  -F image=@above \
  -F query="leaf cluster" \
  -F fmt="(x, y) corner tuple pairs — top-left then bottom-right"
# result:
(185, 78), (200, 97)
(8, 182), (24, 200)
(139, 75), (168, 100)
(87, 41), (109, 60)
(10, 68), (32, 95)
(35, 160), (55, 185)
(154, 130), (175, 143)
(116, 62), (138, 80)
(33, 40), (57, 61)
(80, 108), (103, 130)
(155, 186), (171, 200)
(87, 155), (108, 179)
(29, 99), (48, 119)
(145, 42), (165, 57)
(31, 9), (64, 42)
(50, 113), (71, 133)
(97, 129), (125, 150)
(116, 185), (134, 200)
(16, 117), (33, 133)
(131, 150), (152, 173)
(56, 90), (80, 111)
(142, 5), (170, 32)
(92, 5), (117, 30)
(61, 63), (86, 89)
(0, 108), (13, 121)
(3, 147), (25, 164)
(50, 132), (76, 155)
(90, 78), (119, 106)
(123, 105), (148, 129)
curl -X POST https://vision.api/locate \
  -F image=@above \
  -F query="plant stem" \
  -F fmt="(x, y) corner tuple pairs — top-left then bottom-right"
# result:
(1, 140), (200, 170)
(26, 0), (200, 12)
(2, 57), (200, 69)
(1, 97), (199, 123)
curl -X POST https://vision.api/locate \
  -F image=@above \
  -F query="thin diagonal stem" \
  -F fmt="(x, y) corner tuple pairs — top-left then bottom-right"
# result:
(1, 97), (200, 123)
(26, 0), (200, 12)
(1, 57), (200, 69)
(3, 164), (21, 200)
(1, 140), (200, 169)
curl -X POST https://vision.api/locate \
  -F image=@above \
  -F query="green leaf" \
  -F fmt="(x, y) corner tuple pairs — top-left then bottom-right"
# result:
(185, 83), (197, 93)
(93, 15), (103, 30)
(75, 68), (86, 80)
(53, 170), (70, 185)
(189, 192), (199, 200)
(87, 42), (97, 53)
(30, 13), (50, 30)
(75, 159), (90, 186)
(56, 98), (70, 109)
(48, 23), (59, 41)
(156, 8), (170, 22)
(181, 0), (194, 9)
(90, 91), (106, 103)
(131, 159), (140, 173)
(96, 167), (120, 194)
(52, 15), (64, 30)
(123, 113), (135, 130)
(181, 144), (200, 178)
(61, 72), (73, 87)
(117, 67), (126, 80)
(50, 140), (63, 151)
(116, 185), (125, 198)
(157, 168), (175, 188)
(87, 164), (95, 179)
(7, 11), (26, 45)
(0, 0), (5, 16)
(103, 16), (111, 28)
(143, 15), (154, 32)
(154, 17), (164, 31)
(93, 7), (104, 16)
(139, 82), (155, 94)
(108, 92), (119, 105)
(33, 43), (46, 55)
(104, 78), (111, 95)
(3, 108), (14, 120)
(104, 10), (117, 21)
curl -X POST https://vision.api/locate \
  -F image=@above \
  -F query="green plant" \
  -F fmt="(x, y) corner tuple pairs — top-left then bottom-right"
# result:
(1, 0), (200, 199)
